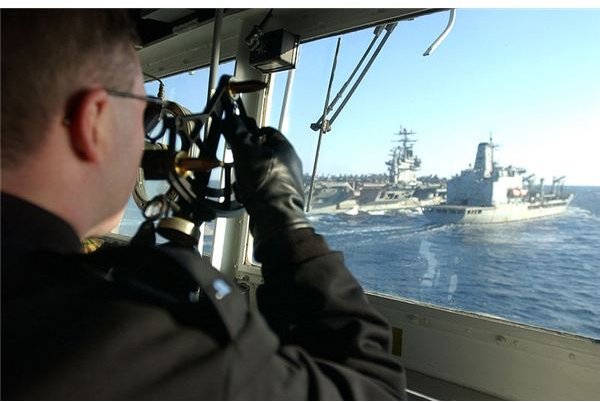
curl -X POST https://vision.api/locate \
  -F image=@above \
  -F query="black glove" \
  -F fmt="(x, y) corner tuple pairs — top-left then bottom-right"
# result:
(223, 112), (312, 256)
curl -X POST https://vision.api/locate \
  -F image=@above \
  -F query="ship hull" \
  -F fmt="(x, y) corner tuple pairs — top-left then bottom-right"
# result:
(359, 197), (421, 213)
(358, 185), (444, 213)
(308, 199), (358, 215)
(422, 195), (573, 224)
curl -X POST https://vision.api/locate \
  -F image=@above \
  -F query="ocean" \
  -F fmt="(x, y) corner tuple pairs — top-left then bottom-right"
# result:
(119, 186), (600, 340)
(310, 185), (600, 340)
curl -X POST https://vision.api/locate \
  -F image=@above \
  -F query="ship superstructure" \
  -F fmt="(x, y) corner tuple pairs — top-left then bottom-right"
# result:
(386, 127), (421, 186)
(358, 127), (444, 213)
(307, 127), (445, 214)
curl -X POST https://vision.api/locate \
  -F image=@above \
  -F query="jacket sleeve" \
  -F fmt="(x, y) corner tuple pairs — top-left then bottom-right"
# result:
(253, 228), (406, 400)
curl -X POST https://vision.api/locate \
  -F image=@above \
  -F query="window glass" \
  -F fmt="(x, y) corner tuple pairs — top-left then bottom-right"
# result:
(268, 10), (600, 340)
(116, 61), (235, 256)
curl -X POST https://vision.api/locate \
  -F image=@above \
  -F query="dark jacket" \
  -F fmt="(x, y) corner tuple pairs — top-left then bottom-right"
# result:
(1, 193), (406, 400)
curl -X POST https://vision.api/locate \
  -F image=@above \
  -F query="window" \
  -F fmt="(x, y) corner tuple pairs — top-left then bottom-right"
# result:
(266, 10), (600, 340)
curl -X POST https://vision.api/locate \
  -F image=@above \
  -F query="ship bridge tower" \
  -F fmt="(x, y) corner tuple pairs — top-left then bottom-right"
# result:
(474, 135), (496, 178)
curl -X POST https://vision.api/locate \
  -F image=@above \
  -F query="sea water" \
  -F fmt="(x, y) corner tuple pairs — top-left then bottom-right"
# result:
(310, 186), (600, 340)
(119, 186), (600, 340)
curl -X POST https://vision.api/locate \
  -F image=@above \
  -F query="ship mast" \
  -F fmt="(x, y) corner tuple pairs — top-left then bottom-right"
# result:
(386, 126), (420, 185)
(395, 127), (416, 159)
(489, 132), (496, 170)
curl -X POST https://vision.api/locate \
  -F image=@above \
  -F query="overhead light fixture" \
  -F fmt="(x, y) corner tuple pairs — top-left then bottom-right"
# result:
(249, 29), (300, 74)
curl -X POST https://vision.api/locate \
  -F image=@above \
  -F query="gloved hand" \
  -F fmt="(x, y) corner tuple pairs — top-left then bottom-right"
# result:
(223, 111), (312, 255)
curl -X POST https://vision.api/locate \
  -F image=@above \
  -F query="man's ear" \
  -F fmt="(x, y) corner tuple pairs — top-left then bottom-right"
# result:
(66, 88), (109, 163)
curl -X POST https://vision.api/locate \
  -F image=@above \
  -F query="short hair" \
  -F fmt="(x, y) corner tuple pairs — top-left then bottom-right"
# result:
(1, 10), (139, 169)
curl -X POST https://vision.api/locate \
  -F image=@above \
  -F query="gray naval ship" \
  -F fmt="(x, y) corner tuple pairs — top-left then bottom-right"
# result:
(358, 127), (445, 214)
(306, 127), (445, 215)
(422, 140), (574, 224)
(305, 180), (359, 215)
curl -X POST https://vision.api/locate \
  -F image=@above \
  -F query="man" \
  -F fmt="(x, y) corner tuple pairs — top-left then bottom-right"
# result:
(1, 10), (406, 400)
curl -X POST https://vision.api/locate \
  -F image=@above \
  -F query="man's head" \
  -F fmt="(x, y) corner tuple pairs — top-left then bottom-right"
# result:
(1, 10), (146, 237)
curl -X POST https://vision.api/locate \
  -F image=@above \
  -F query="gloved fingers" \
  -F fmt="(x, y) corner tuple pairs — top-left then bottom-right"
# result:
(257, 127), (291, 149)
(258, 126), (282, 140)
(222, 106), (259, 147)
(223, 106), (296, 172)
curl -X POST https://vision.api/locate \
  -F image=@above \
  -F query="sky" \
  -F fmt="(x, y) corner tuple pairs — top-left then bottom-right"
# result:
(147, 9), (600, 186)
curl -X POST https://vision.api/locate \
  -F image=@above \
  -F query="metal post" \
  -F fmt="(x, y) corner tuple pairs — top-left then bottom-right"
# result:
(199, 9), (223, 255)
(211, 17), (265, 277)
(208, 9), (224, 102)
(278, 68), (296, 132)
(306, 38), (341, 212)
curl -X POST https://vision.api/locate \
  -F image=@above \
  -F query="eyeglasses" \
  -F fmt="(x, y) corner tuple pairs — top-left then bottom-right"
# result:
(106, 89), (166, 133)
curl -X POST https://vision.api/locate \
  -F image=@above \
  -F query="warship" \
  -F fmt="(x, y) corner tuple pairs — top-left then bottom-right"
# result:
(306, 127), (445, 215)
(357, 127), (445, 214)
(305, 180), (359, 215)
(422, 140), (573, 224)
